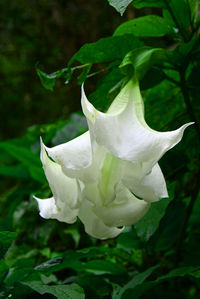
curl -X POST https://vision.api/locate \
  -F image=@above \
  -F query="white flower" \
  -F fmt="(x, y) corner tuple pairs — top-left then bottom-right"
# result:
(35, 77), (193, 239)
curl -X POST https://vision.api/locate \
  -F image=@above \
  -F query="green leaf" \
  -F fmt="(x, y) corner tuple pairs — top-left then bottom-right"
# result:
(69, 35), (144, 65)
(64, 227), (81, 248)
(84, 260), (126, 275)
(4, 267), (34, 286)
(0, 231), (18, 259)
(89, 67), (123, 110)
(120, 47), (166, 80)
(117, 229), (141, 251)
(132, 0), (165, 8)
(0, 142), (40, 167)
(28, 165), (46, 183)
(108, 0), (133, 15)
(36, 68), (56, 91)
(40, 273), (57, 284)
(0, 259), (9, 282)
(22, 281), (85, 299)
(35, 251), (83, 273)
(77, 64), (92, 85)
(160, 266), (200, 279)
(163, 0), (191, 41)
(188, 0), (198, 22)
(0, 142), (45, 183)
(114, 15), (173, 37)
(126, 266), (200, 298)
(140, 67), (165, 90)
(0, 164), (29, 180)
(37, 67), (71, 90)
(168, 39), (197, 66)
(34, 257), (64, 271)
(134, 184), (175, 241)
(113, 265), (159, 299)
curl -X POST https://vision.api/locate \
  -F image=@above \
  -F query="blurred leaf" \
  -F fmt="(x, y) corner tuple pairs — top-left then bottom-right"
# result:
(132, 0), (165, 8)
(84, 260), (126, 275)
(22, 281), (85, 299)
(120, 47), (166, 79)
(163, 0), (191, 40)
(34, 257), (64, 271)
(77, 64), (92, 85)
(143, 78), (186, 131)
(188, 0), (198, 22)
(0, 259), (8, 282)
(0, 164), (29, 180)
(28, 165), (45, 183)
(168, 38), (197, 66)
(113, 265), (159, 299)
(134, 184), (175, 242)
(0, 142), (40, 167)
(140, 67), (165, 90)
(89, 67), (123, 109)
(0, 142), (45, 183)
(36, 68), (56, 91)
(69, 35), (144, 65)
(108, 0), (133, 15)
(64, 227), (81, 248)
(0, 231), (17, 259)
(162, 266), (200, 278)
(77, 274), (110, 298)
(126, 266), (200, 298)
(117, 229), (141, 251)
(52, 113), (88, 146)
(4, 266), (34, 286)
(40, 273), (57, 284)
(151, 199), (186, 251)
(114, 15), (173, 37)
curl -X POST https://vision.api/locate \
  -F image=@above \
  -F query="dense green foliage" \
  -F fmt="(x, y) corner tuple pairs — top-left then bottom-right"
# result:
(1, 0), (200, 298)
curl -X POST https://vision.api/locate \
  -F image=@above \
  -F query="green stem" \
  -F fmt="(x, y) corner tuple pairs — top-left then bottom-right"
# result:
(72, 63), (91, 70)
(179, 67), (200, 139)
(175, 64), (200, 266)
(175, 171), (200, 266)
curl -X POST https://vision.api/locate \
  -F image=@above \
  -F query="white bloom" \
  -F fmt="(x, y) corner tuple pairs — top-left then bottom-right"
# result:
(35, 77), (193, 239)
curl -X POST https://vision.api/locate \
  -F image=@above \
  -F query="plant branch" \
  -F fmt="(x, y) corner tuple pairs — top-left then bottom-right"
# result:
(179, 68), (200, 139)
(175, 171), (200, 266)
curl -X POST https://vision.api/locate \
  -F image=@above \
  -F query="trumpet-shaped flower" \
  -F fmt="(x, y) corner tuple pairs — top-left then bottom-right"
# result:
(35, 77), (193, 239)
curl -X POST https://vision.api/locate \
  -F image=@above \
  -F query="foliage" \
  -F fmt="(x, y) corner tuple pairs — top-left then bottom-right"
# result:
(0, 0), (200, 298)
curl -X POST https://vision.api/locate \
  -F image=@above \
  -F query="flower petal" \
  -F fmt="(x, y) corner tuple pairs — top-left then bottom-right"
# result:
(44, 133), (104, 183)
(81, 79), (193, 166)
(123, 163), (168, 202)
(40, 139), (79, 209)
(78, 198), (123, 239)
(35, 140), (79, 223)
(34, 196), (78, 223)
(94, 182), (150, 227)
(35, 197), (57, 219)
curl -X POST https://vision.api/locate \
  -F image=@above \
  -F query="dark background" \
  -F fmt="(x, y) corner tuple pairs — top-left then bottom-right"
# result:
(0, 0), (133, 140)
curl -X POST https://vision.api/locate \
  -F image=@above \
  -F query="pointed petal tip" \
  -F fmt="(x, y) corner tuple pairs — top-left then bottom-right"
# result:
(33, 194), (39, 202)
(40, 140), (48, 164)
(33, 195), (46, 205)
(40, 137), (49, 151)
(81, 85), (97, 123)
(183, 121), (195, 128)
(175, 121), (195, 140)
(39, 138), (55, 166)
